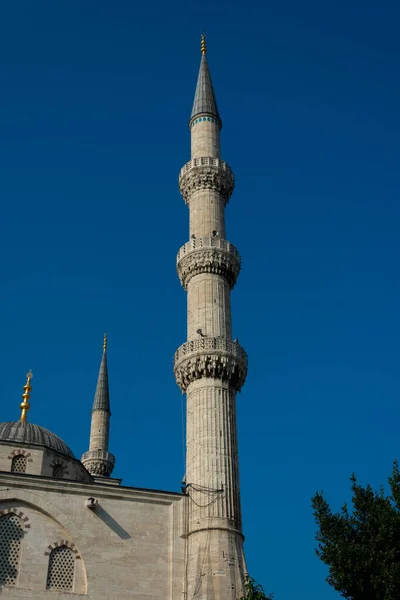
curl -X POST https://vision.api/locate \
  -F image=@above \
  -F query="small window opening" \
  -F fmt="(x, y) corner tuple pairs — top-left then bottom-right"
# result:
(52, 464), (64, 479)
(11, 455), (27, 474)
(46, 545), (75, 592)
(0, 514), (24, 586)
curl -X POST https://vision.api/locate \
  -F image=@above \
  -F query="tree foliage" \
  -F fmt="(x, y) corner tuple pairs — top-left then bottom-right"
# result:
(312, 461), (400, 599)
(240, 575), (274, 600)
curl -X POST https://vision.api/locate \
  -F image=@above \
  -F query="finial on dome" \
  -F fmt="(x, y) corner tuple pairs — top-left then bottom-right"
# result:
(103, 332), (107, 351)
(20, 370), (33, 423)
(201, 32), (206, 55)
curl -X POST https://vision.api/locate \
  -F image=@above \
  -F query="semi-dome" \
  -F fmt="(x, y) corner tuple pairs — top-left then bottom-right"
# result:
(0, 421), (74, 457)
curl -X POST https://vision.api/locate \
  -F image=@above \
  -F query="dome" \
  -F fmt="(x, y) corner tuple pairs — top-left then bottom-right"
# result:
(0, 421), (74, 457)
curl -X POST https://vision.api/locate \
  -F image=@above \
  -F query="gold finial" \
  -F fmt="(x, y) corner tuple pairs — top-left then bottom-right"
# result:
(20, 370), (33, 423)
(103, 333), (107, 351)
(201, 32), (206, 55)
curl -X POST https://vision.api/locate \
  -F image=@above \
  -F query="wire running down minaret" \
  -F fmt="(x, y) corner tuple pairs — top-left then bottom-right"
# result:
(174, 35), (248, 599)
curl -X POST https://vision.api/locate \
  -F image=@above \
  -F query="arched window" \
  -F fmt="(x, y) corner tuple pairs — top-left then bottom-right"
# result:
(52, 464), (64, 479)
(46, 545), (75, 592)
(11, 455), (27, 474)
(0, 514), (24, 586)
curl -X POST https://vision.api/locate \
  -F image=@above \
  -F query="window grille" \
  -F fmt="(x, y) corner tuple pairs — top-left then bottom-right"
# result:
(46, 545), (75, 592)
(11, 455), (27, 474)
(52, 464), (64, 479)
(0, 514), (24, 586)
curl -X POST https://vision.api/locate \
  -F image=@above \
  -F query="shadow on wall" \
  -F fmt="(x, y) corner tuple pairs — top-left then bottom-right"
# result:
(93, 506), (131, 540)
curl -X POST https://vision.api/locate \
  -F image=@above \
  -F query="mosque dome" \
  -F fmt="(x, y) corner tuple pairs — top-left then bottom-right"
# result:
(0, 421), (74, 458)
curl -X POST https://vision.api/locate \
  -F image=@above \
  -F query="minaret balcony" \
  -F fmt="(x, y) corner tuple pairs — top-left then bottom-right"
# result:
(81, 449), (115, 478)
(174, 337), (248, 392)
(176, 237), (241, 289)
(179, 157), (235, 205)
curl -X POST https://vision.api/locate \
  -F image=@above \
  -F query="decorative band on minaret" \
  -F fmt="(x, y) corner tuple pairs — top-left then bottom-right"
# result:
(174, 36), (248, 599)
(81, 334), (115, 478)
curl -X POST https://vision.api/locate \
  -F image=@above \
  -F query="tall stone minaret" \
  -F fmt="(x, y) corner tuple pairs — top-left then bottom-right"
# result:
(82, 334), (115, 477)
(174, 35), (248, 600)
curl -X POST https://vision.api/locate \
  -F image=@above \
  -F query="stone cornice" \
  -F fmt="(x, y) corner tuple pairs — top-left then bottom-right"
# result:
(174, 338), (247, 392)
(179, 157), (235, 205)
(0, 473), (183, 503)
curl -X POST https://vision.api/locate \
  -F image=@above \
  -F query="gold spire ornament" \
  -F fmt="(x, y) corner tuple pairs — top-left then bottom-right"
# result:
(20, 370), (33, 423)
(201, 32), (206, 55)
(103, 332), (107, 351)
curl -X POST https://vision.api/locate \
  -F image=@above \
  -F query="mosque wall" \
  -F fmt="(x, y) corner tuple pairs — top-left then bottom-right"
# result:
(0, 474), (186, 599)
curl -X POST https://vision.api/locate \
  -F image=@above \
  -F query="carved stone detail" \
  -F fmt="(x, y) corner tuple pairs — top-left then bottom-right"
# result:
(45, 540), (80, 558)
(179, 157), (235, 205)
(0, 508), (31, 528)
(177, 237), (241, 289)
(174, 338), (247, 392)
(81, 449), (115, 477)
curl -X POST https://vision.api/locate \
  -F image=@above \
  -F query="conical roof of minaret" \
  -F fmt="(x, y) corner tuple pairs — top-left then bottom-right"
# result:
(92, 334), (110, 413)
(190, 36), (221, 124)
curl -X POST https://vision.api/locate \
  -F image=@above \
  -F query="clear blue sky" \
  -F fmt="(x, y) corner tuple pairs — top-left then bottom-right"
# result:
(1, 1), (399, 598)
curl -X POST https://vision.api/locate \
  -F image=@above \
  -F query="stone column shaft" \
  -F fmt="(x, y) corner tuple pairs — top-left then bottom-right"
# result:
(88, 410), (110, 452)
(186, 379), (241, 529)
(191, 119), (221, 158)
(189, 189), (226, 239)
(187, 274), (232, 340)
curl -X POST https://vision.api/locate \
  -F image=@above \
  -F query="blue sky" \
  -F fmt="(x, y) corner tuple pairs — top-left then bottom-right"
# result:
(1, 1), (399, 598)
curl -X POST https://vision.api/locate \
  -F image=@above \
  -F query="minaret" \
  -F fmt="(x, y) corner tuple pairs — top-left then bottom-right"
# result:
(174, 35), (248, 599)
(81, 334), (115, 477)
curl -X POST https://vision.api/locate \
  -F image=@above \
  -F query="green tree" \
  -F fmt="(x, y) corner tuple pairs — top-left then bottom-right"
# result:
(312, 461), (400, 599)
(240, 575), (274, 600)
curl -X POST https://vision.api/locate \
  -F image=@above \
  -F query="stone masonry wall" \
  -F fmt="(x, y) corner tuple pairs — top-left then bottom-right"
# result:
(0, 474), (185, 599)
(191, 119), (220, 158)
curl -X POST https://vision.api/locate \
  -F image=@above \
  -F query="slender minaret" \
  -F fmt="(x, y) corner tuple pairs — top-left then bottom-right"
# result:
(174, 35), (248, 599)
(81, 334), (115, 477)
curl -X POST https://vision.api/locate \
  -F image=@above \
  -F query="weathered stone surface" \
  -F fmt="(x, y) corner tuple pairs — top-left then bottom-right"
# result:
(174, 338), (247, 392)
(179, 157), (235, 205)
(190, 118), (221, 158)
(81, 449), (115, 478)
(0, 470), (185, 599)
(177, 237), (241, 290)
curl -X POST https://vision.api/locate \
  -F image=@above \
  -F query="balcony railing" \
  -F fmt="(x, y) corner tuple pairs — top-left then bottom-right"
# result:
(176, 237), (241, 263)
(174, 337), (247, 365)
(179, 157), (234, 181)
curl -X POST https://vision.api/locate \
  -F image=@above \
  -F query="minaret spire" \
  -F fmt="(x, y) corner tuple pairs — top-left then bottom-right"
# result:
(92, 333), (110, 413)
(190, 34), (221, 128)
(81, 334), (115, 478)
(174, 37), (247, 599)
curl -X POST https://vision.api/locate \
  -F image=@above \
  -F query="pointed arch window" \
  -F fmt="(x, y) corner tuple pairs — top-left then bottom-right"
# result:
(0, 514), (24, 586)
(11, 455), (27, 474)
(46, 545), (75, 592)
